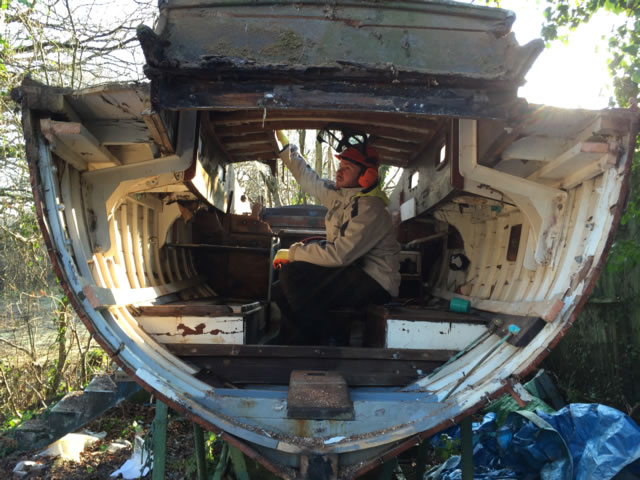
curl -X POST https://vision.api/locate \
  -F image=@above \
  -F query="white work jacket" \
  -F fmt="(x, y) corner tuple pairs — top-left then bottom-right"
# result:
(279, 144), (401, 297)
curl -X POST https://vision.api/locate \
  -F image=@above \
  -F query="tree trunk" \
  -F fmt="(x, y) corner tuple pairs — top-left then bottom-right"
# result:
(315, 134), (323, 177)
(297, 129), (308, 204)
(326, 143), (334, 179)
(48, 298), (70, 397)
(260, 172), (282, 207)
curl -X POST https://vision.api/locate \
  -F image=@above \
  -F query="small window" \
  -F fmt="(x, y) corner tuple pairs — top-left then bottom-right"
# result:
(507, 224), (522, 261)
(409, 171), (419, 190)
(436, 142), (447, 169)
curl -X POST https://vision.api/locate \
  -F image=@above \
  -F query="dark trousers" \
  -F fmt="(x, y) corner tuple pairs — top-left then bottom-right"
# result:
(272, 261), (391, 345)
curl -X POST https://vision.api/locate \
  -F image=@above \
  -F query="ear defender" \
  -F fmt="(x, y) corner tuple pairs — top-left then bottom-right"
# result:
(335, 146), (381, 189)
(358, 166), (379, 188)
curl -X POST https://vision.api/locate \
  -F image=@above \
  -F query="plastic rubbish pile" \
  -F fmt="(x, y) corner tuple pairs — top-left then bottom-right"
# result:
(427, 403), (640, 480)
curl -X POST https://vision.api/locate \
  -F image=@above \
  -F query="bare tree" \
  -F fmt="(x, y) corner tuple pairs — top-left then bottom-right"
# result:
(0, 0), (155, 430)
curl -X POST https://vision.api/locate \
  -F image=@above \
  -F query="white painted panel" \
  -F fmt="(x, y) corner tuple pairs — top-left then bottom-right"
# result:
(400, 197), (416, 221)
(385, 320), (486, 350)
(137, 315), (244, 344)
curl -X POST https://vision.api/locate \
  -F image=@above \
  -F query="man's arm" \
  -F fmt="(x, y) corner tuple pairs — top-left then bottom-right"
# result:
(278, 144), (338, 207)
(289, 197), (390, 267)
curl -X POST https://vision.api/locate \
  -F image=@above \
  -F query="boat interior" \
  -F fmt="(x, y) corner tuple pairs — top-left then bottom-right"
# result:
(14, 1), (638, 473)
(20, 79), (634, 393)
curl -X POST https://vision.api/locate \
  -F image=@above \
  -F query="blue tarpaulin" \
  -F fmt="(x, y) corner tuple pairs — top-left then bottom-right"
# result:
(426, 404), (640, 480)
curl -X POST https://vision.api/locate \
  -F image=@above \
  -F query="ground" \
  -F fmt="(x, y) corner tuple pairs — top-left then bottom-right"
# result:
(0, 397), (442, 480)
(0, 399), (203, 479)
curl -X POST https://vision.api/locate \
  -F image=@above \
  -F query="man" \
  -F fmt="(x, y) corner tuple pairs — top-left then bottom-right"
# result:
(272, 130), (400, 345)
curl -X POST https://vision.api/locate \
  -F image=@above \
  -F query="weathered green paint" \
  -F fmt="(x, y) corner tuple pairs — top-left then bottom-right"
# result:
(460, 416), (473, 479)
(415, 440), (430, 480)
(378, 458), (397, 480)
(193, 423), (208, 480)
(229, 444), (251, 480)
(145, 1), (542, 90)
(213, 442), (229, 480)
(152, 400), (169, 480)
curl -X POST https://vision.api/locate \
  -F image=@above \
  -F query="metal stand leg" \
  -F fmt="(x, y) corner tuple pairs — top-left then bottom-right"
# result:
(415, 440), (429, 480)
(152, 400), (169, 480)
(193, 423), (208, 480)
(229, 444), (250, 480)
(212, 442), (229, 480)
(378, 458), (396, 480)
(460, 416), (473, 480)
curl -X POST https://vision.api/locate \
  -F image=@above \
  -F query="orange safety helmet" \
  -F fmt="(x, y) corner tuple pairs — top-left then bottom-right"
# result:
(335, 146), (380, 189)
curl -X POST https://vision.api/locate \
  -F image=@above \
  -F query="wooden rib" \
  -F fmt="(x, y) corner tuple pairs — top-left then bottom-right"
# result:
(225, 144), (275, 155)
(162, 248), (175, 283)
(110, 209), (129, 289)
(150, 209), (167, 285)
(107, 257), (122, 289)
(218, 133), (273, 147)
(230, 152), (278, 162)
(370, 137), (418, 152)
(170, 248), (183, 282)
(187, 249), (199, 277)
(84, 275), (206, 308)
(95, 253), (115, 289)
(141, 207), (157, 287)
(202, 113), (235, 165)
(142, 109), (175, 153)
(131, 204), (147, 288)
(211, 110), (439, 134)
(120, 203), (141, 289)
(214, 122), (427, 143)
(181, 248), (195, 278)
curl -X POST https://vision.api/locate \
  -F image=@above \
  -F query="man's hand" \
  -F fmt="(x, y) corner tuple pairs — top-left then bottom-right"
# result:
(276, 130), (289, 149)
(273, 249), (290, 269)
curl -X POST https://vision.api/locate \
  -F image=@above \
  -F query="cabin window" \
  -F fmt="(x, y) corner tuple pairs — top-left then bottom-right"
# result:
(436, 141), (447, 170)
(507, 224), (522, 261)
(409, 170), (419, 190)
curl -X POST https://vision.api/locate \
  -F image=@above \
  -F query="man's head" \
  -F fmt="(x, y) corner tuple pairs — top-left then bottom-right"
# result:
(335, 146), (380, 189)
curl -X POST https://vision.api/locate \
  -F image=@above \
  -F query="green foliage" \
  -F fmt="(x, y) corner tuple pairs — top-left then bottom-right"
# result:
(1, 408), (33, 431)
(433, 433), (460, 462)
(121, 419), (144, 439)
(86, 348), (110, 376)
(178, 430), (221, 476)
